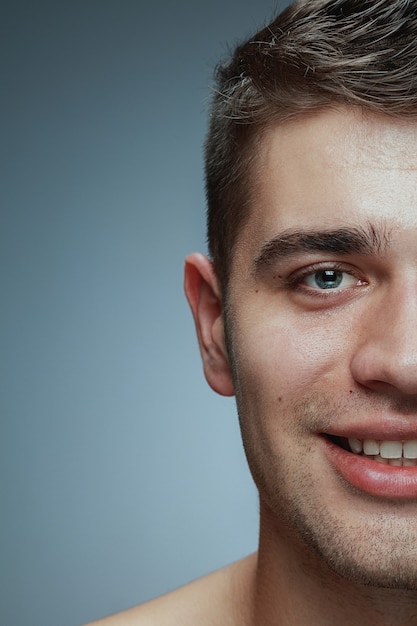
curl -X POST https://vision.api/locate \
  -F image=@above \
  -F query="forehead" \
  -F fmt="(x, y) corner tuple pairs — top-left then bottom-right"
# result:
(235, 107), (417, 253)
(271, 107), (417, 168)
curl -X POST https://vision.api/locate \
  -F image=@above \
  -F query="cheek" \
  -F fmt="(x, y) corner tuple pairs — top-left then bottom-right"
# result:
(234, 315), (349, 403)
(232, 317), (350, 499)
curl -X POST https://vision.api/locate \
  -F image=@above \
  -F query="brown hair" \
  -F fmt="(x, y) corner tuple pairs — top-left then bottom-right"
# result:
(205, 0), (417, 293)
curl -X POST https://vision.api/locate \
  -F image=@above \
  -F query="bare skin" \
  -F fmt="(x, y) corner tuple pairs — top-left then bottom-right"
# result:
(87, 108), (417, 625)
(85, 555), (256, 625)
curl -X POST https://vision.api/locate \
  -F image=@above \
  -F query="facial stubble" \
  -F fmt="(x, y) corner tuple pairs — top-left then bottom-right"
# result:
(236, 390), (417, 591)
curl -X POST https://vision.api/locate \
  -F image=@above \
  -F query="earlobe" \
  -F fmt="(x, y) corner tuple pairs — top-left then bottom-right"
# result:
(184, 253), (235, 397)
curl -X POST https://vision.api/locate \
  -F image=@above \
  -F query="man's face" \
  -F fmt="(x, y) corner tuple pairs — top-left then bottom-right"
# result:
(225, 108), (417, 587)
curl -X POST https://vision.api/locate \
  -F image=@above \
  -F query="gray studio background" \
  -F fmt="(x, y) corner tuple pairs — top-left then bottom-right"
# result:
(3, 1), (290, 625)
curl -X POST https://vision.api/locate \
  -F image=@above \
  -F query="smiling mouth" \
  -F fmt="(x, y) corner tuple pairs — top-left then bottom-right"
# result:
(328, 436), (417, 467)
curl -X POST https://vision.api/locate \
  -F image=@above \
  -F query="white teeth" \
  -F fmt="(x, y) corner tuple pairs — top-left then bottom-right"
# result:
(348, 438), (363, 454)
(363, 439), (379, 455)
(373, 454), (388, 464)
(380, 441), (402, 459)
(403, 440), (417, 459)
(347, 438), (417, 466)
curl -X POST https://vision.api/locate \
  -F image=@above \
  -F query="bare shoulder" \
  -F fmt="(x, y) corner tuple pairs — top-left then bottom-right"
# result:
(85, 553), (256, 626)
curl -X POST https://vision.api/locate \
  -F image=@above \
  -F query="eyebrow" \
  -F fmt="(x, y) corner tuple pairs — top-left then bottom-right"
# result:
(253, 223), (390, 271)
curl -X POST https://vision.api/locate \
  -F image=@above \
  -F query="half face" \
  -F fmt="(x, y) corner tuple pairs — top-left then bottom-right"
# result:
(222, 108), (417, 588)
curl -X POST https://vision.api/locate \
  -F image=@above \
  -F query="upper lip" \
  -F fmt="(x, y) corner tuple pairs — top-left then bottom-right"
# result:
(322, 419), (417, 441)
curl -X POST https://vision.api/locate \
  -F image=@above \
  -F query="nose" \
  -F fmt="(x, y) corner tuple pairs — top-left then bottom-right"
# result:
(350, 286), (417, 396)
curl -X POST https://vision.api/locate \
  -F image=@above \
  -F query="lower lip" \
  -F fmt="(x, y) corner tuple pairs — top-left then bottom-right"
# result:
(323, 437), (417, 499)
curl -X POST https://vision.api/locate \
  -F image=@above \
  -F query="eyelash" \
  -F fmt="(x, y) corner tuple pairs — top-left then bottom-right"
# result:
(284, 262), (364, 294)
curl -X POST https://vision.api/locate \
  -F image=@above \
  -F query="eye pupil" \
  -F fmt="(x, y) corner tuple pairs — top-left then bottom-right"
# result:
(315, 270), (343, 289)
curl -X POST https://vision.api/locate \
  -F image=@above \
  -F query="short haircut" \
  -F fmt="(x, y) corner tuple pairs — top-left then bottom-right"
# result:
(205, 0), (417, 293)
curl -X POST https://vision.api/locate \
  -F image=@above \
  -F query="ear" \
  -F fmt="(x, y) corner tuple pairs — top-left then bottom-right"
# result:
(184, 253), (234, 397)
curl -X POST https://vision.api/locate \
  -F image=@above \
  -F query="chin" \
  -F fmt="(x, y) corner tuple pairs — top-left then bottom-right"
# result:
(294, 506), (417, 592)
(326, 553), (417, 592)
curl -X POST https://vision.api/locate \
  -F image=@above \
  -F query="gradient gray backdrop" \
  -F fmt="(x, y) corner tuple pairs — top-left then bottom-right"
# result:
(3, 1), (290, 624)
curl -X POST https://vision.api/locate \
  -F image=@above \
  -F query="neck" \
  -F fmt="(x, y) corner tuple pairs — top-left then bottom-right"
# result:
(248, 502), (417, 626)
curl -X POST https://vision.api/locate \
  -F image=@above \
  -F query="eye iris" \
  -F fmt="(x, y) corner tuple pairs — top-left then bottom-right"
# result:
(315, 270), (343, 289)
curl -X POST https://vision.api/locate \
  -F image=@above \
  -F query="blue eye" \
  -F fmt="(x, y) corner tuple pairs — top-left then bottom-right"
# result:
(303, 269), (355, 290)
(310, 270), (343, 289)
